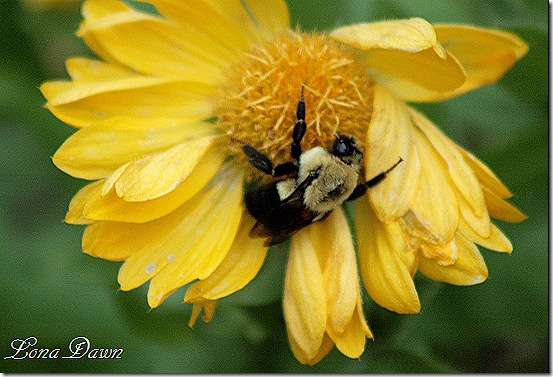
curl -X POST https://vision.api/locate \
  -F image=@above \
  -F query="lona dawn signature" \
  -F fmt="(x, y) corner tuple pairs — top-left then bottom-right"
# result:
(4, 336), (123, 359)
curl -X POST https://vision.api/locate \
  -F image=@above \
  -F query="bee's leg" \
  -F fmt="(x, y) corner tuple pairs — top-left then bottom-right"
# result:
(346, 157), (403, 201)
(290, 86), (306, 160)
(242, 144), (298, 177)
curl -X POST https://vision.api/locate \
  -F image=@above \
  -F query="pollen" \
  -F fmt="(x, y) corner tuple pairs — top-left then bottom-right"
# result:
(215, 31), (374, 173)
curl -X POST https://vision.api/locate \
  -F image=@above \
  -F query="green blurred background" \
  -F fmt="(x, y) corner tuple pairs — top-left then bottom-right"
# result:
(0, 0), (547, 372)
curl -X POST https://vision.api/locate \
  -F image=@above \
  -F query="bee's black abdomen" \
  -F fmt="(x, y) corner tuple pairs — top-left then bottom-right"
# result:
(244, 179), (322, 246)
(244, 181), (281, 226)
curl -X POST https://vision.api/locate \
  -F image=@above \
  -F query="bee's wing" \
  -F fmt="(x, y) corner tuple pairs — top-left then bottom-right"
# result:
(250, 173), (320, 246)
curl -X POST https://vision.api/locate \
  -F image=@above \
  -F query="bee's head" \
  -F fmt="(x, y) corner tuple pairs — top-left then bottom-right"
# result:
(331, 134), (363, 168)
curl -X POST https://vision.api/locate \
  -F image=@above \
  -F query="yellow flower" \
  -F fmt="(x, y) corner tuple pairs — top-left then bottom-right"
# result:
(42, 0), (528, 365)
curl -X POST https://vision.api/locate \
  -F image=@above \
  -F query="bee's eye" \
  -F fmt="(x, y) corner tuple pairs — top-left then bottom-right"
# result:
(332, 136), (352, 157)
(336, 141), (348, 154)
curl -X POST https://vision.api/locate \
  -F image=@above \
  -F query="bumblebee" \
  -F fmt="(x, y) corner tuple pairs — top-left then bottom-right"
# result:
(240, 87), (402, 245)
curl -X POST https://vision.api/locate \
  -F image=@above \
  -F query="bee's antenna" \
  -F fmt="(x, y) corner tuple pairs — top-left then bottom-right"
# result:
(229, 136), (243, 144)
(296, 84), (305, 121)
(291, 84), (307, 160)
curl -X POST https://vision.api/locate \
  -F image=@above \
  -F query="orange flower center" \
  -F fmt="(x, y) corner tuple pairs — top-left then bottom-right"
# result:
(215, 31), (374, 174)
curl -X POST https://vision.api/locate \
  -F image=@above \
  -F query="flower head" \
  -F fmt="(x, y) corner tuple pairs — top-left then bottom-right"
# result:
(43, 0), (527, 365)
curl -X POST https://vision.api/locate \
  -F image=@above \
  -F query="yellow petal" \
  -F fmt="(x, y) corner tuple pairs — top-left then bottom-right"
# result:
(199, 0), (289, 42)
(184, 213), (268, 301)
(457, 146), (513, 199)
(420, 237), (459, 266)
(288, 331), (334, 366)
(355, 295), (373, 340)
(419, 232), (488, 285)
(81, 0), (129, 22)
(188, 300), (217, 327)
(410, 107), (486, 217)
(65, 180), (103, 224)
(40, 81), (77, 102)
(409, 128), (458, 244)
(331, 18), (466, 95)
(308, 210), (357, 334)
(44, 76), (215, 128)
(82, 221), (135, 261)
(434, 24), (528, 98)
(364, 48), (465, 93)
(145, 168), (244, 308)
(331, 18), (439, 53)
(83, 148), (225, 223)
(143, 0), (255, 54)
(458, 217), (513, 253)
(327, 297), (372, 359)
(45, 76), (204, 106)
(108, 165), (241, 297)
(53, 119), (216, 179)
(355, 196), (420, 314)
(101, 162), (127, 195)
(79, 0), (230, 81)
(482, 186), (527, 223)
(112, 135), (217, 201)
(458, 193), (491, 239)
(242, 0), (290, 40)
(283, 229), (327, 360)
(366, 84), (419, 222)
(65, 57), (136, 82)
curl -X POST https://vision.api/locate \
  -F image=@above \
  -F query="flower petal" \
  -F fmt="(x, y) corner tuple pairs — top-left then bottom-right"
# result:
(418, 232), (488, 285)
(434, 24), (529, 98)
(109, 165), (242, 300)
(283, 229), (327, 361)
(79, 0), (230, 81)
(482, 186), (526, 223)
(458, 147), (513, 199)
(409, 128), (459, 244)
(308, 210), (357, 334)
(82, 221), (135, 261)
(364, 48), (465, 93)
(43, 76), (215, 128)
(411, 107), (486, 217)
(188, 300), (217, 327)
(53, 119), (216, 179)
(81, 0), (129, 21)
(330, 18), (439, 53)
(143, 0), (256, 54)
(375, 24), (529, 102)
(355, 196), (420, 314)
(112, 135), (218, 201)
(288, 332), (334, 366)
(83, 148), (226, 223)
(83, 164), (231, 262)
(65, 57), (136, 82)
(366, 84), (419, 222)
(65, 180), (103, 224)
(145, 168), (243, 307)
(327, 297), (372, 359)
(331, 18), (466, 95)
(184, 213), (268, 302)
(458, 193), (491, 239)
(40, 81), (75, 102)
(242, 0), (290, 39)
(420, 237), (459, 266)
(458, 217), (513, 253)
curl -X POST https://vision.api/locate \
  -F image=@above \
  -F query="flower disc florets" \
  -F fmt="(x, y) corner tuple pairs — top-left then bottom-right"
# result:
(216, 31), (374, 177)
